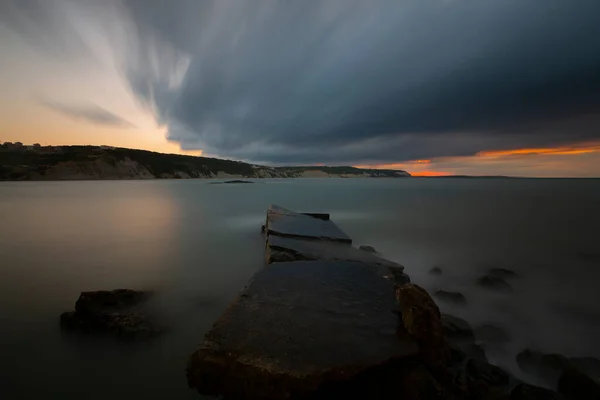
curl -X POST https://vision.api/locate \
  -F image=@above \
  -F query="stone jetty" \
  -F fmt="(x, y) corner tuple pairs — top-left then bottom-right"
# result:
(187, 205), (423, 398)
(186, 205), (570, 399)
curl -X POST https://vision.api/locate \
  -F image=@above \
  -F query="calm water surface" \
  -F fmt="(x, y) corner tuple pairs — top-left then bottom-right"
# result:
(1, 178), (599, 398)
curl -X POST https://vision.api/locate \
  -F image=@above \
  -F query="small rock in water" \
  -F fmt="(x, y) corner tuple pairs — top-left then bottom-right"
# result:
(442, 314), (475, 340)
(517, 350), (572, 386)
(358, 245), (376, 253)
(517, 349), (600, 388)
(224, 180), (253, 184)
(435, 290), (467, 306)
(429, 266), (443, 275)
(477, 275), (513, 292)
(60, 289), (162, 339)
(510, 382), (562, 399)
(489, 267), (519, 279)
(475, 324), (511, 345)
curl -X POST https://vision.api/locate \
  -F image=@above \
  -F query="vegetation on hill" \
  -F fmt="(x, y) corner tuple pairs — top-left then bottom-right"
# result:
(0, 144), (410, 180)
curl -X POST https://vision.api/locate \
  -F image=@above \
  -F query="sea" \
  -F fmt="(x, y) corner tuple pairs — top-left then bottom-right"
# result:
(0, 178), (599, 398)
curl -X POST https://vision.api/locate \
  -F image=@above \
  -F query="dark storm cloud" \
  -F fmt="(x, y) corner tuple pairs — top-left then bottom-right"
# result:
(119, 0), (600, 164)
(40, 100), (134, 128)
(4, 0), (600, 164)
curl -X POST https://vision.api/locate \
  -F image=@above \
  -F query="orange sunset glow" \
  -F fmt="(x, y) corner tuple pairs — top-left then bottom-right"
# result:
(409, 171), (452, 177)
(477, 144), (600, 157)
(355, 142), (600, 177)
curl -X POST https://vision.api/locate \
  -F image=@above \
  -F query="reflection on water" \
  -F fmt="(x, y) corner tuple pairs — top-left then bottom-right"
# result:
(0, 178), (599, 397)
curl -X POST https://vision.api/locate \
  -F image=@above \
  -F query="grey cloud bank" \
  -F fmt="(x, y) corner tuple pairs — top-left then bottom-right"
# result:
(3, 0), (600, 164)
(40, 100), (134, 128)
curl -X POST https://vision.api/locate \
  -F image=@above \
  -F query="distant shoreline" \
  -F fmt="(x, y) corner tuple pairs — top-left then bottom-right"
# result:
(2, 175), (598, 183)
(0, 143), (410, 181)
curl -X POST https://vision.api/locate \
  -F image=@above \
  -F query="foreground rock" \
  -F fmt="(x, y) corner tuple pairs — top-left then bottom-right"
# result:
(435, 290), (467, 306)
(60, 289), (161, 339)
(188, 206), (422, 399)
(187, 261), (420, 399)
(477, 275), (513, 292)
(558, 367), (600, 399)
(187, 205), (561, 399)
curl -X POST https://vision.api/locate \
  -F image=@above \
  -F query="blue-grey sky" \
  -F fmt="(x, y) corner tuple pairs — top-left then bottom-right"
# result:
(1, 0), (600, 176)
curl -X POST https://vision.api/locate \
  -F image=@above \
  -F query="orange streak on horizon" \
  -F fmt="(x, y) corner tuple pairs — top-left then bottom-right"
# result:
(411, 171), (452, 177)
(478, 145), (600, 157)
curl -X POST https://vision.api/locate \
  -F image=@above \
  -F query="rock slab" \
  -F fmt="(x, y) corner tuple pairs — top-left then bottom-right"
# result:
(265, 204), (352, 243)
(187, 205), (420, 398)
(187, 261), (418, 399)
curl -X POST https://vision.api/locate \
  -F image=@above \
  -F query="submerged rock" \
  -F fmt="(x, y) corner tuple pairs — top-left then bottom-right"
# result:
(516, 350), (570, 384)
(60, 289), (161, 339)
(510, 382), (563, 399)
(475, 324), (511, 345)
(571, 357), (600, 382)
(442, 314), (475, 340)
(517, 349), (600, 388)
(435, 290), (467, 306)
(489, 268), (519, 279)
(429, 266), (443, 275)
(442, 314), (487, 363)
(210, 180), (254, 184)
(558, 366), (600, 400)
(358, 245), (376, 253)
(477, 275), (513, 292)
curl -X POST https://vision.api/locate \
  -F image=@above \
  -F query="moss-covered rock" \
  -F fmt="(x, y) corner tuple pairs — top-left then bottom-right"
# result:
(395, 284), (448, 366)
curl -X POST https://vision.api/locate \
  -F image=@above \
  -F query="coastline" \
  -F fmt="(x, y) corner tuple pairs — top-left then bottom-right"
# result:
(0, 144), (410, 181)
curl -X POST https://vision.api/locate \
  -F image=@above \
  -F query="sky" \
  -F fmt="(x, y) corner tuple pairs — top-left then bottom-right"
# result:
(1, 0), (600, 177)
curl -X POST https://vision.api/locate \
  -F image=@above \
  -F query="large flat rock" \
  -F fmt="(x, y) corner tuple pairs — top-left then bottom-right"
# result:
(266, 235), (399, 267)
(266, 235), (410, 285)
(266, 205), (352, 243)
(187, 260), (418, 399)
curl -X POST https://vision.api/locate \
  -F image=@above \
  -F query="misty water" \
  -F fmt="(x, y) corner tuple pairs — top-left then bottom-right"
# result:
(1, 178), (599, 398)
